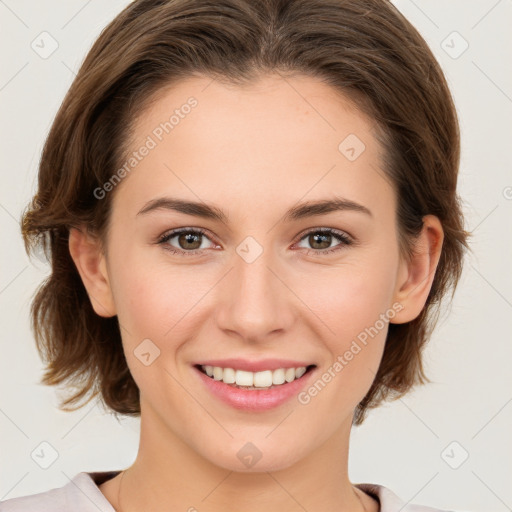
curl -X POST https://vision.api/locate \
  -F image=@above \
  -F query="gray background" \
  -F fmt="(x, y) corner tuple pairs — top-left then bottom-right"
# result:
(1, 1), (511, 510)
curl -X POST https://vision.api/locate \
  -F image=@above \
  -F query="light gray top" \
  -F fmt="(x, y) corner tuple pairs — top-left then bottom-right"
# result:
(0, 471), (455, 511)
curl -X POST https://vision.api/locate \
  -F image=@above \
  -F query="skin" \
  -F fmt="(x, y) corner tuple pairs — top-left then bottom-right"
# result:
(69, 73), (443, 512)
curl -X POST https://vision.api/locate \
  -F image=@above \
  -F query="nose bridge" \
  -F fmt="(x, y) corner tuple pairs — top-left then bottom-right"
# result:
(215, 240), (294, 341)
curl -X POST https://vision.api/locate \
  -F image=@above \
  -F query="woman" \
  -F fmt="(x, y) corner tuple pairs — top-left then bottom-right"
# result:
(2, 0), (470, 510)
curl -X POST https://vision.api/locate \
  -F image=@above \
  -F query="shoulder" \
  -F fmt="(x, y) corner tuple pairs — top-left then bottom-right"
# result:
(356, 482), (458, 512)
(0, 471), (119, 512)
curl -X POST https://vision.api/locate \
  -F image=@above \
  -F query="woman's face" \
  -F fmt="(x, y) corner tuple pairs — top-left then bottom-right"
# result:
(84, 73), (430, 472)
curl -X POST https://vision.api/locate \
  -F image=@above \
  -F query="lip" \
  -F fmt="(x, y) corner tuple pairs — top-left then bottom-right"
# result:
(193, 364), (317, 411)
(193, 358), (315, 372)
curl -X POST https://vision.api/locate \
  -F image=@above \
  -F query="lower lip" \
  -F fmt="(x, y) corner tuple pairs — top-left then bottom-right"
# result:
(193, 365), (317, 411)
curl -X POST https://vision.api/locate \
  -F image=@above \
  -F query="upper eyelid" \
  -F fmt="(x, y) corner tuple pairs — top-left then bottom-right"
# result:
(295, 226), (352, 241)
(162, 226), (215, 241)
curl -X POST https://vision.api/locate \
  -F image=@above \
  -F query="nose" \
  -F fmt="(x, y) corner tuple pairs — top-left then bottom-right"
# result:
(214, 247), (296, 344)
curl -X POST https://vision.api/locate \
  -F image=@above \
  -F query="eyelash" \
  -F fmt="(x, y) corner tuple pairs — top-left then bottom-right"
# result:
(156, 227), (353, 257)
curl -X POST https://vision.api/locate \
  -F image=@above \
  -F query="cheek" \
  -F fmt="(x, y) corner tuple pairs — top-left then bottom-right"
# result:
(293, 259), (397, 399)
(104, 248), (167, 365)
(108, 259), (191, 398)
(108, 249), (211, 365)
(297, 259), (397, 341)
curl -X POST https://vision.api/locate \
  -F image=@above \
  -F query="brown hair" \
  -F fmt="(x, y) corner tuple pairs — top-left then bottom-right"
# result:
(21, 0), (471, 425)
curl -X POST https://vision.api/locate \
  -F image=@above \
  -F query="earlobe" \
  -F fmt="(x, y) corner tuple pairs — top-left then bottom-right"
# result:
(390, 215), (444, 324)
(68, 226), (116, 318)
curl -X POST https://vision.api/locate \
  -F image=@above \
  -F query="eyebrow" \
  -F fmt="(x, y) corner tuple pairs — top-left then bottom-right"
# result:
(136, 196), (373, 222)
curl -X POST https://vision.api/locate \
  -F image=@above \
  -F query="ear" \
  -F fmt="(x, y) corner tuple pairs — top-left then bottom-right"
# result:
(68, 226), (116, 317)
(390, 215), (444, 324)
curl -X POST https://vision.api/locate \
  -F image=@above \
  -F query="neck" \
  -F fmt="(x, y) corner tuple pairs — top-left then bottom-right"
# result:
(114, 400), (374, 512)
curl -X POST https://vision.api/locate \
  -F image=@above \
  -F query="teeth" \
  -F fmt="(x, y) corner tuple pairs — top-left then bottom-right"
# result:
(201, 365), (311, 389)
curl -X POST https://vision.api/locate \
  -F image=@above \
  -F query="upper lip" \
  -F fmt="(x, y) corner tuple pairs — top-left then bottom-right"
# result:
(194, 358), (316, 373)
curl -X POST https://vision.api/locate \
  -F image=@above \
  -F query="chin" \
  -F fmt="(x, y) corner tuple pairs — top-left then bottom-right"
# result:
(199, 437), (307, 473)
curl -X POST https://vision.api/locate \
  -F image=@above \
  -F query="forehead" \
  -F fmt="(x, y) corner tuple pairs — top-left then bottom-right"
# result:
(113, 73), (392, 222)
(132, 72), (375, 155)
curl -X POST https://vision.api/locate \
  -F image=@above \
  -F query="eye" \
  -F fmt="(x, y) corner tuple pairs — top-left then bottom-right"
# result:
(294, 228), (353, 256)
(156, 226), (353, 257)
(157, 227), (217, 256)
